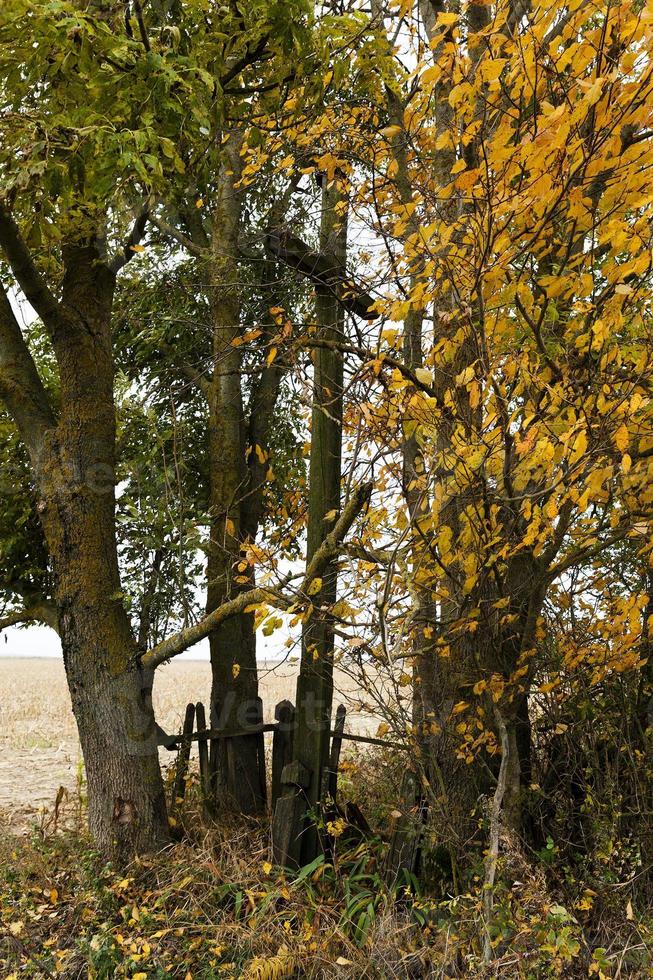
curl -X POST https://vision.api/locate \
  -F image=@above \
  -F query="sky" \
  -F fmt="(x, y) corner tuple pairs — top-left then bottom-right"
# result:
(0, 620), (297, 661)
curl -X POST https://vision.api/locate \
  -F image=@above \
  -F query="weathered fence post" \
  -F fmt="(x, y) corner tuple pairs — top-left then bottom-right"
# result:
(271, 700), (295, 809)
(211, 697), (267, 813)
(195, 701), (211, 811)
(271, 760), (311, 867)
(254, 695), (267, 810)
(326, 704), (346, 801)
(172, 702), (196, 808)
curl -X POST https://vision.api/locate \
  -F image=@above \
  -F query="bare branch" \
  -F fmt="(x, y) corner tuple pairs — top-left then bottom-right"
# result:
(266, 227), (379, 320)
(110, 206), (150, 274)
(147, 213), (209, 259)
(299, 335), (453, 419)
(0, 204), (60, 333)
(0, 283), (56, 455)
(141, 480), (372, 669)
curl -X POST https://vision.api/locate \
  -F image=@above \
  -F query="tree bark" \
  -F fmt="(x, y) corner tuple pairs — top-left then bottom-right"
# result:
(205, 135), (264, 813)
(0, 229), (169, 860)
(291, 180), (347, 863)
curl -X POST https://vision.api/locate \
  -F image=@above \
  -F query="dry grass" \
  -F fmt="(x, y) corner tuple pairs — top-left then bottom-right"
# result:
(0, 658), (378, 833)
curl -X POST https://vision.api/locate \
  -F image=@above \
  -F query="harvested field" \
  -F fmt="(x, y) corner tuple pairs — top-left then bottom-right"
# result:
(0, 657), (378, 833)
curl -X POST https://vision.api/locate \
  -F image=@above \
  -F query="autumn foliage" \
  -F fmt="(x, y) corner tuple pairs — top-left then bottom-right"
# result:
(1, 0), (653, 975)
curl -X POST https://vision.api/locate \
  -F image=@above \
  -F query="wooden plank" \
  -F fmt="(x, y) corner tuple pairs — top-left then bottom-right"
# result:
(157, 721), (279, 749)
(336, 730), (406, 751)
(158, 722), (407, 754)
(271, 700), (295, 809)
(271, 761), (312, 868)
(172, 702), (195, 807)
(327, 704), (346, 800)
(195, 701), (211, 810)
(254, 696), (267, 810)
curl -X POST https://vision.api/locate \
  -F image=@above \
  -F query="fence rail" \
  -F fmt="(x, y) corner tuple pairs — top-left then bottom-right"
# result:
(157, 717), (407, 753)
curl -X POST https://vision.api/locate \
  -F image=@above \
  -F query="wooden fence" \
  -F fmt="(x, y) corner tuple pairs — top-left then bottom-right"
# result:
(159, 700), (425, 880)
(158, 699), (405, 811)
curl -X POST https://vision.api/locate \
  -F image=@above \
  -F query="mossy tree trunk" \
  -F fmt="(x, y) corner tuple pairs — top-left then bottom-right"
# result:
(204, 138), (286, 814)
(0, 224), (169, 861)
(292, 181), (347, 863)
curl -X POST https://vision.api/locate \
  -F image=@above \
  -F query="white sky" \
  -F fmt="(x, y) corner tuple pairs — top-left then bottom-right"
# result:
(0, 620), (298, 661)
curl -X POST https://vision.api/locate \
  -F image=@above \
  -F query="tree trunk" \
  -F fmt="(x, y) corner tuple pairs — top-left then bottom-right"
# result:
(205, 135), (265, 813)
(32, 241), (169, 859)
(291, 180), (347, 863)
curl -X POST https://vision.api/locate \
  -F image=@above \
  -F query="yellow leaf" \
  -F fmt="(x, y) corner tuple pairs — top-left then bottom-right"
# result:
(455, 365), (475, 386)
(451, 701), (469, 715)
(130, 244), (146, 253)
(133, 974), (148, 980)
(232, 663), (241, 679)
(267, 346), (278, 367)
(262, 861), (272, 875)
(421, 64), (442, 86)
(414, 367), (433, 386)
(307, 577), (322, 596)
(380, 124), (402, 138)
(614, 424), (629, 453)
(584, 77), (604, 105)
(480, 58), (507, 82)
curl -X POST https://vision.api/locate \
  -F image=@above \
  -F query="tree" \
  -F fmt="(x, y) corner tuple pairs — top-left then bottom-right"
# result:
(114, 233), (310, 813)
(272, 177), (348, 865)
(0, 0), (313, 857)
(250, 0), (653, 871)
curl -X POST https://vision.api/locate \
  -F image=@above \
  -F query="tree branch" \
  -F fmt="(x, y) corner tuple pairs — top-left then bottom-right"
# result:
(147, 213), (209, 259)
(132, 0), (151, 52)
(0, 284), (56, 456)
(141, 480), (372, 670)
(0, 601), (59, 633)
(299, 335), (453, 419)
(220, 34), (271, 89)
(110, 206), (150, 274)
(0, 204), (60, 333)
(265, 227), (379, 320)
